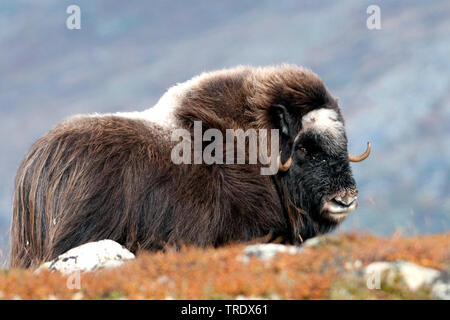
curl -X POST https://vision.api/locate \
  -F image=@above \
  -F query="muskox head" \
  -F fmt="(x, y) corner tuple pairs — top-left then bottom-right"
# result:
(257, 66), (371, 235)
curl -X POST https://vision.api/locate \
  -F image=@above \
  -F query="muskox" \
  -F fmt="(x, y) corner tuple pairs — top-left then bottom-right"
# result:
(10, 65), (370, 268)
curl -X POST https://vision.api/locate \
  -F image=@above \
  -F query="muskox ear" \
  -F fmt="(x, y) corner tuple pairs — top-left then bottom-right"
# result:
(270, 104), (293, 137)
(270, 104), (295, 163)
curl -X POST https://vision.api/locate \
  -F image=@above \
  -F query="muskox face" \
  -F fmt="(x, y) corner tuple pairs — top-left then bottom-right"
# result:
(270, 84), (369, 234)
(288, 118), (357, 224)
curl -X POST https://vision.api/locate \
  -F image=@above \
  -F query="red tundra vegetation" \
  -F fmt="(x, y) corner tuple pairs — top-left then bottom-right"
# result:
(0, 233), (448, 300)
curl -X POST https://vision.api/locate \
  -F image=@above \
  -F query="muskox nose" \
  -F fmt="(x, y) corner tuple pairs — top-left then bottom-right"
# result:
(332, 194), (357, 207)
(321, 189), (358, 219)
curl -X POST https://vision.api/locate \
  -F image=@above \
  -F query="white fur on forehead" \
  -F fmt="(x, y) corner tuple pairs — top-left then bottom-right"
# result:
(301, 108), (344, 138)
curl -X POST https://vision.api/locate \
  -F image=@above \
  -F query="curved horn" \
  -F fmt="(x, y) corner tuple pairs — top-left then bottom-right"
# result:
(277, 155), (292, 172)
(348, 142), (371, 162)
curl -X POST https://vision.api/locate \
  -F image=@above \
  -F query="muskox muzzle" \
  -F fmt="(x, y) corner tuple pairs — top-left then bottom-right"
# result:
(321, 188), (358, 221)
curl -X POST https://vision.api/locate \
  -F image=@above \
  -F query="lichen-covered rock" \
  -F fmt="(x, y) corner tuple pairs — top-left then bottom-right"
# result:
(431, 278), (450, 300)
(364, 260), (450, 299)
(302, 235), (342, 248)
(365, 261), (440, 291)
(302, 237), (323, 248)
(240, 243), (303, 263)
(37, 239), (135, 274)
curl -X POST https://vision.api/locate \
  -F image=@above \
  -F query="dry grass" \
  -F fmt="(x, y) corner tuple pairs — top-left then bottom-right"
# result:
(0, 233), (448, 300)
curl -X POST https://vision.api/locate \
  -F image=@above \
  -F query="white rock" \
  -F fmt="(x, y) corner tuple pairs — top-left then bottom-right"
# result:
(302, 237), (322, 247)
(354, 260), (363, 269)
(364, 260), (441, 291)
(71, 292), (84, 300)
(38, 239), (135, 274)
(345, 259), (363, 271)
(431, 280), (450, 300)
(240, 243), (303, 263)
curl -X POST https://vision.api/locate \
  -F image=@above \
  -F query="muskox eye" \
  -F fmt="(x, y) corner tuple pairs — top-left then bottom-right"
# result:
(294, 146), (307, 161)
(296, 146), (307, 157)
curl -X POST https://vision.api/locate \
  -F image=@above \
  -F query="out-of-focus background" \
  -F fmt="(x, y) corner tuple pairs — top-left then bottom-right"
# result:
(1, 0), (449, 266)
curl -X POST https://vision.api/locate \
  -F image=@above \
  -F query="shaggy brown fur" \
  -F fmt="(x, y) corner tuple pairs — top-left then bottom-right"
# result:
(10, 65), (355, 268)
